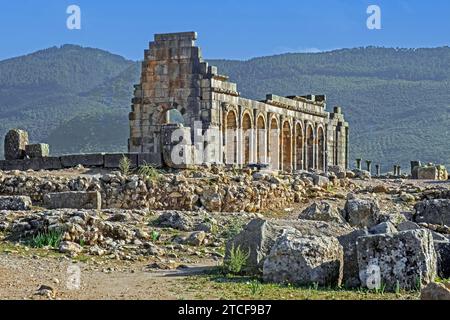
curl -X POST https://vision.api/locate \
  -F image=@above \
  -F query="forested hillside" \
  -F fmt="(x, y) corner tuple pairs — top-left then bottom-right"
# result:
(0, 45), (448, 171)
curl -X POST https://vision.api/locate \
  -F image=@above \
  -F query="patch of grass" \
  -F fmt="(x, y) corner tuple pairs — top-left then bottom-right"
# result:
(29, 230), (63, 249)
(138, 162), (161, 182)
(119, 155), (131, 176)
(223, 244), (250, 275)
(181, 275), (419, 300)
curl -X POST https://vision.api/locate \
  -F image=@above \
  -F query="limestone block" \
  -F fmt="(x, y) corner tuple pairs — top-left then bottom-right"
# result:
(0, 196), (32, 211)
(357, 230), (437, 291)
(263, 228), (344, 287)
(43, 191), (101, 210)
(25, 143), (50, 158)
(60, 154), (104, 168)
(415, 199), (450, 226)
(4, 129), (29, 160)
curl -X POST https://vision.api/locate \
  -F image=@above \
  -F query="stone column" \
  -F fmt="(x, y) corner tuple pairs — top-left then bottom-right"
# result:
(398, 166), (402, 176)
(356, 159), (362, 170)
(375, 164), (381, 177)
(366, 160), (372, 174)
(393, 165), (398, 176)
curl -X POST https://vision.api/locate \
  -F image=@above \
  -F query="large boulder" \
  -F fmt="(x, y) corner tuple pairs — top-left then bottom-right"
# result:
(298, 201), (345, 224)
(357, 229), (437, 291)
(0, 196), (32, 211)
(344, 198), (381, 228)
(421, 282), (450, 300)
(156, 211), (195, 231)
(225, 218), (354, 274)
(414, 199), (450, 226)
(263, 228), (344, 287)
(4, 129), (29, 160)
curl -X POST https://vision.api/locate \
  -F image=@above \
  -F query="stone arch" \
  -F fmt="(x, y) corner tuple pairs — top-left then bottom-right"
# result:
(256, 114), (267, 164)
(157, 103), (186, 126)
(295, 122), (304, 170)
(269, 116), (280, 170)
(306, 124), (315, 170)
(242, 111), (253, 165)
(317, 126), (325, 171)
(282, 120), (292, 172)
(224, 110), (238, 164)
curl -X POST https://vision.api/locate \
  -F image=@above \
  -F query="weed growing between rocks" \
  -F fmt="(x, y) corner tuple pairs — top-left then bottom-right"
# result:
(138, 162), (161, 182)
(223, 244), (250, 275)
(119, 155), (131, 176)
(29, 230), (63, 249)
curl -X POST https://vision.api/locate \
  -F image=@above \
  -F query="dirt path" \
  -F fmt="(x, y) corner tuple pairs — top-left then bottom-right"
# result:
(0, 253), (217, 300)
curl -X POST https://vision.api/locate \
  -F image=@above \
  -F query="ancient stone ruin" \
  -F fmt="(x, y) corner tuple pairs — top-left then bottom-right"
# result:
(129, 32), (349, 171)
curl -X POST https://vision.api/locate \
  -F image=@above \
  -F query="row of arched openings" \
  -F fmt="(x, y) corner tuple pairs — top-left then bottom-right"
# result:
(224, 110), (326, 172)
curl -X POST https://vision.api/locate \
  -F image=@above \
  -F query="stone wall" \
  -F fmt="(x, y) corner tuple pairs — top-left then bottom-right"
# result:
(0, 169), (352, 213)
(0, 153), (162, 171)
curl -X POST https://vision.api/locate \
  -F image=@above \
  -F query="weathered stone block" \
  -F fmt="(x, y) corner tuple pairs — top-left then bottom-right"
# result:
(263, 228), (344, 287)
(43, 191), (101, 210)
(415, 199), (450, 226)
(226, 218), (354, 274)
(0, 159), (25, 171)
(25, 143), (49, 158)
(138, 153), (163, 167)
(0, 196), (32, 210)
(60, 154), (104, 168)
(344, 198), (381, 228)
(357, 229), (437, 291)
(21, 157), (62, 171)
(4, 129), (28, 160)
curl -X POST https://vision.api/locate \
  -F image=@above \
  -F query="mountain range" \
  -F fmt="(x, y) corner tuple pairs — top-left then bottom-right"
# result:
(0, 44), (449, 171)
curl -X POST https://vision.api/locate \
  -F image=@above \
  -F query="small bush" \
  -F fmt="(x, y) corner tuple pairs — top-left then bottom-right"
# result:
(138, 162), (160, 182)
(119, 155), (131, 176)
(29, 230), (63, 249)
(223, 244), (250, 275)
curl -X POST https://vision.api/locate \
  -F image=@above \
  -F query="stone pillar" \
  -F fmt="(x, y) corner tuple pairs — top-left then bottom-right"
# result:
(411, 161), (421, 179)
(375, 164), (381, 177)
(366, 160), (372, 174)
(398, 166), (402, 176)
(356, 158), (362, 170)
(393, 165), (398, 176)
(4, 129), (29, 160)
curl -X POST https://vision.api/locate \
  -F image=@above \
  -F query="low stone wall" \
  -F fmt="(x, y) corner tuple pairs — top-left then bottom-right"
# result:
(0, 153), (163, 171)
(0, 169), (351, 213)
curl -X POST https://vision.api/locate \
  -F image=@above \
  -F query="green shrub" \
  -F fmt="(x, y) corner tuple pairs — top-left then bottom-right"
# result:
(223, 244), (250, 275)
(29, 230), (63, 249)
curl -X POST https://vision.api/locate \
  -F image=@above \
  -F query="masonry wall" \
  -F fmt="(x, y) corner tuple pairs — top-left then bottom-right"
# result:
(129, 32), (350, 171)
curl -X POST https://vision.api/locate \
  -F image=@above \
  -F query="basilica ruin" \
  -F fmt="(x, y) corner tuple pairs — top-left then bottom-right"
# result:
(129, 32), (350, 172)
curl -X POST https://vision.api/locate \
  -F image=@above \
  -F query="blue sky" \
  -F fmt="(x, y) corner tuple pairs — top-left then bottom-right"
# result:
(0, 0), (449, 61)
